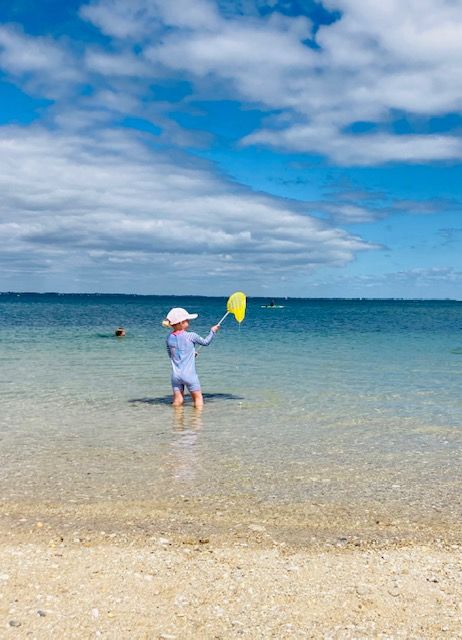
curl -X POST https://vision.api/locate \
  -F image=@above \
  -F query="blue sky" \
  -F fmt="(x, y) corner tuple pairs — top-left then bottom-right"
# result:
(0, 0), (461, 297)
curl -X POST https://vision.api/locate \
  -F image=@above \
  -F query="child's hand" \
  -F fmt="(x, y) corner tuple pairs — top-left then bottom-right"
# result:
(211, 324), (220, 333)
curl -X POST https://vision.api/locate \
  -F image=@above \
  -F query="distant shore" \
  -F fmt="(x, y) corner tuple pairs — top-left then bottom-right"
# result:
(1, 290), (461, 302)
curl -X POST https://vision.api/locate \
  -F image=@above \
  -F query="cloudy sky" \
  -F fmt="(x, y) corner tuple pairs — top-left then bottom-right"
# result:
(0, 0), (461, 297)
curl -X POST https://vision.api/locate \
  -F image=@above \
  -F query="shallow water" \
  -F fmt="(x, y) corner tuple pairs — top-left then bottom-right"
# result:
(1, 294), (461, 539)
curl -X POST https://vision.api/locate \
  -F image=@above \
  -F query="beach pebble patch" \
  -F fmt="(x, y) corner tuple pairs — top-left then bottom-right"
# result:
(248, 524), (266, 533)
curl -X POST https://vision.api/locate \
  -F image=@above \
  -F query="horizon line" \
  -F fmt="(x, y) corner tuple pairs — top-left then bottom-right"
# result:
(1, 291), (460, 302)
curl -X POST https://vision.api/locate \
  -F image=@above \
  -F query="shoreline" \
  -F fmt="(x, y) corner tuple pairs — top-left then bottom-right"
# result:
(2, 495), (461, 551)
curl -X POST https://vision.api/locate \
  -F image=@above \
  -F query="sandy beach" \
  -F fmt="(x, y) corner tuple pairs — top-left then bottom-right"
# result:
(1, 499), (462, 639)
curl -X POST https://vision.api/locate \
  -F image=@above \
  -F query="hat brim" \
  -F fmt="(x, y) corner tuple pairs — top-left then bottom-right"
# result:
(164, 312), (198, 326)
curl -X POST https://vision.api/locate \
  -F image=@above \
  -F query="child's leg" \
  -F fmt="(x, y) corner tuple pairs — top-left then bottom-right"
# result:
(190, 390), (204, 409)
(172, 388), (184, 406)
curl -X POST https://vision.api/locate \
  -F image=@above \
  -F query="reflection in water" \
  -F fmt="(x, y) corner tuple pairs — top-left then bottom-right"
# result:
(169, 407), (203, 483)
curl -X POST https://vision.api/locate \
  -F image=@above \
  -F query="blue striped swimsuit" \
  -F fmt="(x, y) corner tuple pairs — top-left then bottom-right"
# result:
(166, 329), (215, 393)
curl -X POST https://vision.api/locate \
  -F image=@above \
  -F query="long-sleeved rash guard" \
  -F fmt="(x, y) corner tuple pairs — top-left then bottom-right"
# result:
(166, 329), (215, 392)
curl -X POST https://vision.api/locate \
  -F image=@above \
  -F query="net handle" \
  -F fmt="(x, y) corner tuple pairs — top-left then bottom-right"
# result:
(217, 311), (230, 326)
(196, 311), (229, 354)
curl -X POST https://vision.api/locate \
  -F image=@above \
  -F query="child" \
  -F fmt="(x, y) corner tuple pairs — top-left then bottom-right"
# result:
(164, 307), (220, 409)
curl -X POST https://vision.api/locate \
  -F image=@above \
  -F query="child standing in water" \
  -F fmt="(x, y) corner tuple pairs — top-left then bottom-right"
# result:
(164, 307), (220, 409)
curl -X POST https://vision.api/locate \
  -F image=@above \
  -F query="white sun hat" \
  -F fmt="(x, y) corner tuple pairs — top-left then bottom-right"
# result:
(165, 307), (198, 326)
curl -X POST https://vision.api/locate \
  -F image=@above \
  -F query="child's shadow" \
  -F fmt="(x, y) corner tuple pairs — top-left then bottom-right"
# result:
(129, 392), (244, 406)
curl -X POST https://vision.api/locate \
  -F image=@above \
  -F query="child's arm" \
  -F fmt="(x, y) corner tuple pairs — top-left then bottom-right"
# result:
(190, 326), (219, 347)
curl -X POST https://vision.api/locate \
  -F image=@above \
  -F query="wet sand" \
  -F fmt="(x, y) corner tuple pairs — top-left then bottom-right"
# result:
(1, 499), (462, 638)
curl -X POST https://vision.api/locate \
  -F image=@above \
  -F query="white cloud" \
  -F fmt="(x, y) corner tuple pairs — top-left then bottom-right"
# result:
(144, 13), (315, 108)
(399, 267), (461, 283)
(0, 125), (376, 293)
(323, 203), (382, 223)
(0, 25), (81, 96)
(84, 49), (151, 77)
(80, 0), (462, 164)
(318, 190), (460, 223)
(5, 1), (462, 163)
(80, 0), (220, 38)
(309, 266), (462, 298)
(79, 0), (157, 39)
(244, 129), (462, 165)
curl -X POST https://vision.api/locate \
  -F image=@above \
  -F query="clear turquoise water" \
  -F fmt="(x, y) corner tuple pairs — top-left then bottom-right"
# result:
(1, 294), (461, 525)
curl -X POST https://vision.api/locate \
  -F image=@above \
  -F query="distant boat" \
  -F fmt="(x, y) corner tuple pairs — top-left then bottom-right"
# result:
(261, 299), (284, 309)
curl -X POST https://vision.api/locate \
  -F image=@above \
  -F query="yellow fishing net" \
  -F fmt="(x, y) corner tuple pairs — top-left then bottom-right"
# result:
(226, 291), (246, 323)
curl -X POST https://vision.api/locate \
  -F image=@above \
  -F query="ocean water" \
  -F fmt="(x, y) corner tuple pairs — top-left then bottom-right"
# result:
(1, 294), (461, 539)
